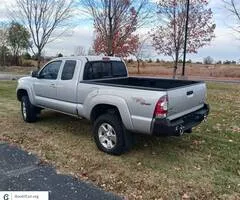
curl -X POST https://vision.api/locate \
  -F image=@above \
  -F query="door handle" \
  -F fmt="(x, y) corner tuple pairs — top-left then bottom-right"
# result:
(187, 91), (193, 96)
(49, 83), (56, 88)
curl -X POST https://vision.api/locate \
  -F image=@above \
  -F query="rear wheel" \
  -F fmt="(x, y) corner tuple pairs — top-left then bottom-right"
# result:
(21, 96), (37, 122)
(93, 113), (128, 155)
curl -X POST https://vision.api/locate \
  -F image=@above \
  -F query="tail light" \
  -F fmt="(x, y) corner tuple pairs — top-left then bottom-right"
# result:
(154, 95), (168, 119)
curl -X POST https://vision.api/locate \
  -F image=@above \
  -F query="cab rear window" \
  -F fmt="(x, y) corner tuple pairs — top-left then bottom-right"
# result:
(83, 61), (127, 80)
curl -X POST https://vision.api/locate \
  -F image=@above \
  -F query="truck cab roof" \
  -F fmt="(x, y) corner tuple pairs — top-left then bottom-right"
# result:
(52, 56), (123, 62)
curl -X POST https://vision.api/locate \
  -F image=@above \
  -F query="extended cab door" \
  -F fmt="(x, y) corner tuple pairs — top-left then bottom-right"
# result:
(33, 60), (62, 108)
(55, 60), (80, 114)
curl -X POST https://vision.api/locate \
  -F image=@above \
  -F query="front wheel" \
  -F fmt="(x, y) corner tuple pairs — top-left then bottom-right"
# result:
(21, 96), (37, 123)
(93, 113), (126, 155)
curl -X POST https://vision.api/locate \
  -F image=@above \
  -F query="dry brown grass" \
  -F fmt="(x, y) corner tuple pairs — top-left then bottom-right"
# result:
(0, 66), (37, 75)
(1, 61), (240, 79)
(0, 81), (240, 200)
(127, 62), (240, 79)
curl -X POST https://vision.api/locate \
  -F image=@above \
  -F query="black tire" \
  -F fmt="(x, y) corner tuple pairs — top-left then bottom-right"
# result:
(93, 113), (130, 155)
(35, 107), (43, 115)
(21, 96), (37, 122)
(185, 128), (192, 133)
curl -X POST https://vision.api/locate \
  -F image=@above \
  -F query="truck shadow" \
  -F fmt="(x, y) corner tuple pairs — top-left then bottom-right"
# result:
(38, 111), (196, 158)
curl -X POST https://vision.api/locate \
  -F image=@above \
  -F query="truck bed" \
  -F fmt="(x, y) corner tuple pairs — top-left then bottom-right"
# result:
(84, 76), (206, 120)
(87, 77), (202, 91)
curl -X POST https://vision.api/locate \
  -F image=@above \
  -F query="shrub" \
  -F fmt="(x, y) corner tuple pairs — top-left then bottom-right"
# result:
(203, 56), (214, 64)
(21, 61), (33, 67)
(223, 60), (231, 65)
(127, 59), (134, 63)
(23, 52), (31, 60)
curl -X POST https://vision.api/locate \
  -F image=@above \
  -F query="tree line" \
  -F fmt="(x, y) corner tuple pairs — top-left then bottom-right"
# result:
(0, 0), (239, 76)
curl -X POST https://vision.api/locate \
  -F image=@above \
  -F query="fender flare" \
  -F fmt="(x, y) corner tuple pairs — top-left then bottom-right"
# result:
(17, 86), (35, 105)
(85, 95), (134, 131)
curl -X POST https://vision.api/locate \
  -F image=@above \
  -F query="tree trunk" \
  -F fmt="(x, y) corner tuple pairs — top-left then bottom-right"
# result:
(3, 49), (5, 66)
(15, 55), (19, 66)
(172, 52), (179, 79)
(0, 50), (2, 66)
(37, 58), (40, 69)
(37, 50), (41, 69)
(107, 0), (113, 56)
(1, 46), (5, 66)
(173, 63), (177, 79)
(137, 59), (140, 74)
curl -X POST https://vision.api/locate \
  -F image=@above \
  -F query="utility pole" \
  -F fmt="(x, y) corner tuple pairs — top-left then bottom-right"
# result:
(182, 0), (190, 76)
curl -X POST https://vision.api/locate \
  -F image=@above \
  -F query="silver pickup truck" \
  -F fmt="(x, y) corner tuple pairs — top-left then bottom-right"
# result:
(16, 56), (209, 155)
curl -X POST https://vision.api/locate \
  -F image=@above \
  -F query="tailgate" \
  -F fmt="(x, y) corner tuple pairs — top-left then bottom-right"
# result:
(167, 82), (206, 120)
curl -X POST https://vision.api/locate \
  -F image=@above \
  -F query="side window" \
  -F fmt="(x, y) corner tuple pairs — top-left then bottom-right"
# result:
(102, 62), (111, 77)
(61, 60), (76, 80)
(92, 62), (102, 79)
(112, 62), (127, 76)
(39, 61), (62, 80)
(84, 62), (102, 80)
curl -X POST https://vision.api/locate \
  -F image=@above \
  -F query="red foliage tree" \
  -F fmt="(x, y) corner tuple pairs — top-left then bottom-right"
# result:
(93, 30), (139, 57)
(81, 0), (149, 57)
(151, 0), (215, 78)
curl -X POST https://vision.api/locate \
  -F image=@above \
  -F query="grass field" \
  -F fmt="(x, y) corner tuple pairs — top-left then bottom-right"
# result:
(0, 80), (239, 199)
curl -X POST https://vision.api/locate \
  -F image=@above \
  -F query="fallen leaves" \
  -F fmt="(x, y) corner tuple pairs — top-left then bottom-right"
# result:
(0, 81), (240, 200)
(182, 193), (190, 200)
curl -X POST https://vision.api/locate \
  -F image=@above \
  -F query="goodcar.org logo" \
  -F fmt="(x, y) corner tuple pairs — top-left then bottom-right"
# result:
(0, 192), (48, 200)
(0, 193), (11, 200)
(3, 194), (9, 200)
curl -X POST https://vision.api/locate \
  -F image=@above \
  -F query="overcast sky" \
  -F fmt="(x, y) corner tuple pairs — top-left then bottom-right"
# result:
(0, 0), (239, 62)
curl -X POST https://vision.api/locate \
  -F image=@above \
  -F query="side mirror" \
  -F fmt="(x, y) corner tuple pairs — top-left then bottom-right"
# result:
(31, 70), (39, 78)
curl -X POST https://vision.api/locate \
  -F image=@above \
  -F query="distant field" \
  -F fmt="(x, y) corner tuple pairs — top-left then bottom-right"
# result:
(1, 62), (240, 79)
(0, 65), (36, 75)
(128, 62), (240, 79)
(0, 80), (239, 199)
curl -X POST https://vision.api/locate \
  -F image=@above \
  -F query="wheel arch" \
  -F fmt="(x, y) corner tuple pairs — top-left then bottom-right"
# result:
(90, 104), (121, 122)
(17, 89), (28, 101)
(17, 87), (35, 106)
(88, 97), (134, 131)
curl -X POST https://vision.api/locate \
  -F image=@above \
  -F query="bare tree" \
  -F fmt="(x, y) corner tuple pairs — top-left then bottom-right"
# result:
(80, 0), (150, 56)
(132, 35), (150, 73)
(14, 0), (73, 68)
(74, 45), (86, 56)
(223, 0), (240, 34)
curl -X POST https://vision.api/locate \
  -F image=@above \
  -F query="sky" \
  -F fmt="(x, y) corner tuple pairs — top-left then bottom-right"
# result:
(0, 0), (239, 62)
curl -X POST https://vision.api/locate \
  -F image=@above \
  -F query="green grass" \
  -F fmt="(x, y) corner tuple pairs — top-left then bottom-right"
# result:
(0, 80), (239, 199)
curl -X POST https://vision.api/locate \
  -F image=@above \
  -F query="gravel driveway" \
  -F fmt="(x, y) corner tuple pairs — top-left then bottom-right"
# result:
(0, 73), (25, 80)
